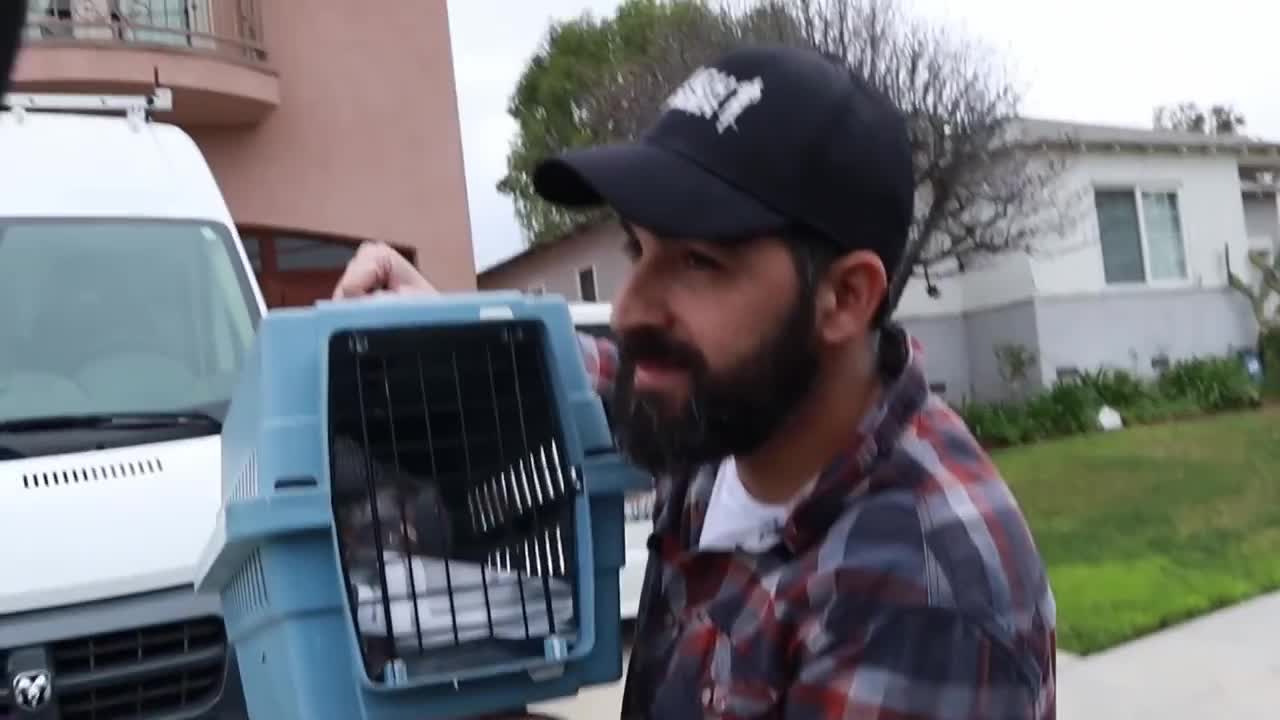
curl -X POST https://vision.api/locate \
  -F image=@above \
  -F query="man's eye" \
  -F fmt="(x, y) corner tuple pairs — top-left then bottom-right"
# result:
(684, 251), (720, 271)
(622, 237), (641, 261)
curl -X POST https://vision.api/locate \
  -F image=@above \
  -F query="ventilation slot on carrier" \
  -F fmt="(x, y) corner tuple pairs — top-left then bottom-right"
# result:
(327, 320), (580, 684)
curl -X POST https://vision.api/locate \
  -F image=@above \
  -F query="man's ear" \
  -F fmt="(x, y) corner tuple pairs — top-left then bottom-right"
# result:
(814, 250), (887, 346)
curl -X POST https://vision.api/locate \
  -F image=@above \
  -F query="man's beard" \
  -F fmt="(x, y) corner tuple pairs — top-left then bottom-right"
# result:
(611, 294), (820, 479)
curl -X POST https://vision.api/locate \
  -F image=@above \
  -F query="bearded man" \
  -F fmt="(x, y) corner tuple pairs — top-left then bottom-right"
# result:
(333, 44), (1057, 720)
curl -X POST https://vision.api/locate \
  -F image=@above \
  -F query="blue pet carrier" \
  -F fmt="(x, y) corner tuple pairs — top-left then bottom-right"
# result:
(195, 292), (647, 720)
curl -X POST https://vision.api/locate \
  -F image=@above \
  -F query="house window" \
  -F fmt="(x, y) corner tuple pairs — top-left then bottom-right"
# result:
(1095, 188), (1188, 284)
(275, 235), (359, 271)
(239, 235), (264, 273)
(577, 266), (598, 302)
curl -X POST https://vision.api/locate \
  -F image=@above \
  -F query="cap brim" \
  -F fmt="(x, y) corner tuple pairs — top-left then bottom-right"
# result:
(532, 141), (785, 241)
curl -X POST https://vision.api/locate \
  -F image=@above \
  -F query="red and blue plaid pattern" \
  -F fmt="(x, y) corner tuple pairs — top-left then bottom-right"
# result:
(577, 332), (1057, 719)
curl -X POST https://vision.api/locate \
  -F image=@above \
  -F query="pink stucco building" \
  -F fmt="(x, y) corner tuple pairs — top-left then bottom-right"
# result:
(12, 0), (476, 306)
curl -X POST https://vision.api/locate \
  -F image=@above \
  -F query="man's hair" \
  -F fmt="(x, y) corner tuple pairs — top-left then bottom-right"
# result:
(781, 224), (894, 328)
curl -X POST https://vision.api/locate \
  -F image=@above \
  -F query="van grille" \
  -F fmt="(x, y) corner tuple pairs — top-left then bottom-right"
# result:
(50, 617), (228, 719)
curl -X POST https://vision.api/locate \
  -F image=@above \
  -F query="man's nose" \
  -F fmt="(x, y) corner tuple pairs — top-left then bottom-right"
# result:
(611, 265), (671, 337)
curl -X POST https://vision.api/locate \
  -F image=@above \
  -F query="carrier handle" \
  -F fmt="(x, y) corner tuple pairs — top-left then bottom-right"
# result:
(194, 486), (332, 593)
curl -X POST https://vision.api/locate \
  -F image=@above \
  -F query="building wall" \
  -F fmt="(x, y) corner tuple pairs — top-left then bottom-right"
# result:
(1033, 288), (1254, 386)
(478, 222), (630, 301)
(913, 288), (1255, 402)
(189, 1), (476, 291)
(899, 314), (969, 402)
(963, 301), (1041, 402)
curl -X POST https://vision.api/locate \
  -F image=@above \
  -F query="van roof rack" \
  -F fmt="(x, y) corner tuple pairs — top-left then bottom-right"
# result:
(0, 87), (173, 122)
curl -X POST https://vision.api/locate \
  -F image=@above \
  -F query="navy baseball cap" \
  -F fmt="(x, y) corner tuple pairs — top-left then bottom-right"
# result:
(532, 44), (915, 287)
(0, 1), (23, 98)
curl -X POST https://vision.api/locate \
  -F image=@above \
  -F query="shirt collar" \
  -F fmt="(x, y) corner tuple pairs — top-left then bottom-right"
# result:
(780, 329), (928, 554)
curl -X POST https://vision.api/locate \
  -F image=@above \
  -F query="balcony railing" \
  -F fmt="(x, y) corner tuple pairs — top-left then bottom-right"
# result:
(23, 0), (267, 64)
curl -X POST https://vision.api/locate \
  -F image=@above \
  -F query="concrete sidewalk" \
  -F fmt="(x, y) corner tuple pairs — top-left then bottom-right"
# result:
(536, 591), (1280, 719)
(1055, 590), (1280, 720)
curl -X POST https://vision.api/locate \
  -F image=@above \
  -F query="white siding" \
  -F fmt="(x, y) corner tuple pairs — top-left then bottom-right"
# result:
(1029, 154), (1251, 297)
(895, 272), (964, 318)
(896, 254), (1037, 320)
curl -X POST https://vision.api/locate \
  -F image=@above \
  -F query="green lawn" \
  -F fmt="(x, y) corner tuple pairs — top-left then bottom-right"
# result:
(996, 406), (1280, 655)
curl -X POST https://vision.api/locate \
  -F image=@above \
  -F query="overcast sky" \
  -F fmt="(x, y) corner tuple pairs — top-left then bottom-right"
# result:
(447, 0), (1280, 273)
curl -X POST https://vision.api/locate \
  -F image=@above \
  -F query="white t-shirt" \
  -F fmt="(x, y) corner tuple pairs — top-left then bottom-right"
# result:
(698, 457), (809, 552)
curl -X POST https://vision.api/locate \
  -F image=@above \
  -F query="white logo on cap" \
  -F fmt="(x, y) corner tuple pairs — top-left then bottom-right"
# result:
(664, 67), (764, 134)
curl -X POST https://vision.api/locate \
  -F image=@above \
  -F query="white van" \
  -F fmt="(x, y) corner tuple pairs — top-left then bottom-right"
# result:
(566, 301), (653, 621)
(0, 90), (258, 717)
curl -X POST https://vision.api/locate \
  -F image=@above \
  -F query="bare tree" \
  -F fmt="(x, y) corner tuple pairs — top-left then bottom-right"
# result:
(1228, 249), (1280, 332)
(575, 0), (1080, 307)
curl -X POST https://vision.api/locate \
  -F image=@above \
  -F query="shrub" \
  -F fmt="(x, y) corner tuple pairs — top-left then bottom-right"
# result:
(960, 381), (1101, 448)
(1117, 394), (1200, 425)
(959, 401), (1032, 448)
(1027, 381), (1102, 438)
(1156, 356), (1260, 413)
(1076, 368), (1153, 408)
(957, 353), (1261, 449)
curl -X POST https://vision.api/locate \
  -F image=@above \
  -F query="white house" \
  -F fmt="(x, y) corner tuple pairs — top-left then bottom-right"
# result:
(478, 119), (1280, 403)
(894, 119), (1280, 402)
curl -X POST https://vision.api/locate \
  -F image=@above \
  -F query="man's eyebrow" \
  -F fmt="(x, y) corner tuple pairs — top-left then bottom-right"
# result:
(618, 218), (749, 251)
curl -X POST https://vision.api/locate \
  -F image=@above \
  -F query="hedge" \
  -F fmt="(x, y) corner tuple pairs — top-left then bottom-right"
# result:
(958, 355), (1262, 449)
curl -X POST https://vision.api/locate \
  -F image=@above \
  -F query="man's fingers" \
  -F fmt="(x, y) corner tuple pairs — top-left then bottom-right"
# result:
(330, 241), (436, 300)
(332, 263), (386, 300)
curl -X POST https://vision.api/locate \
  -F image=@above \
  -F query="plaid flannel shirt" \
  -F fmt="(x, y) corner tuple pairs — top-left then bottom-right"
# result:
(576, 332), (1057, 720)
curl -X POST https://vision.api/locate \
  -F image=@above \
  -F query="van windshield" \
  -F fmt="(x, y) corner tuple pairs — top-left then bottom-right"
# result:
(0, 218), (260, 432)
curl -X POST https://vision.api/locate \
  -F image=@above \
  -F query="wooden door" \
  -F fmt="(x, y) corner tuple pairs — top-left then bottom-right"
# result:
(276, 271), (344, 308)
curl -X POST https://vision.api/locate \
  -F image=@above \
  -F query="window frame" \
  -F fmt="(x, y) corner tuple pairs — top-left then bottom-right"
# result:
(235, 226), (416, 308)
(1092, 183), (1191, 288)
(577, 265), (599, 302)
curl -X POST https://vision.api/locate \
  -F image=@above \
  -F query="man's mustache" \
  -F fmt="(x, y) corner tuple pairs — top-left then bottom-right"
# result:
(616, 328), (705, 373)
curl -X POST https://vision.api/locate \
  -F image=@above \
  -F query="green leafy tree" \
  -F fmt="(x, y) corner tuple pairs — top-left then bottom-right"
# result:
(498, 1), (738, 245)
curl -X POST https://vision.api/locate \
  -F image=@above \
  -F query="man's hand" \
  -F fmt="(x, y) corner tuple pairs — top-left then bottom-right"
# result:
(332, 241), (437, 300)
